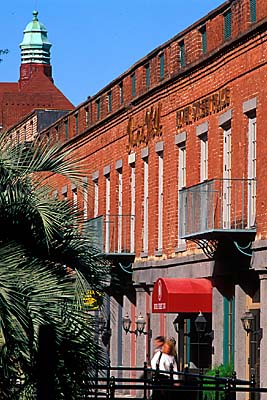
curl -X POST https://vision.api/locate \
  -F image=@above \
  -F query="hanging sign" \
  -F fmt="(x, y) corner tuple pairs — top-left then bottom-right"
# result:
(83, 290), (103, 310)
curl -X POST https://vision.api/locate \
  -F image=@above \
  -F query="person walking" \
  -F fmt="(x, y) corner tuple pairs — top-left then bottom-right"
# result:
(151, 339), (179, 400)
(153, 335), (165, 355)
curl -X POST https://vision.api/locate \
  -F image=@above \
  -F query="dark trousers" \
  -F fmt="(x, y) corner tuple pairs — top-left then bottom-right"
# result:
(152, 374), (175, 400)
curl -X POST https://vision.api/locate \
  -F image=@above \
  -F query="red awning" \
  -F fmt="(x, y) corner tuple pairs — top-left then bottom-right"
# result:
(152, 278), (212, 313)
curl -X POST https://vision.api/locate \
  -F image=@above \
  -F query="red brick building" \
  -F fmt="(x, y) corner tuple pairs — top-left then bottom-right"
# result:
(12, 0), (267, 390)
(0, 11), (73, 131)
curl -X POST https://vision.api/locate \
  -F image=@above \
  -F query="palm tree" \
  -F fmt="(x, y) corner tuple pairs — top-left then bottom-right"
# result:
(0, 133), (110, 399)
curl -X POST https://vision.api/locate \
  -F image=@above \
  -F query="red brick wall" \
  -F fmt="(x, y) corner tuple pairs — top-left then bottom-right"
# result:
(41, 0), (267, 256)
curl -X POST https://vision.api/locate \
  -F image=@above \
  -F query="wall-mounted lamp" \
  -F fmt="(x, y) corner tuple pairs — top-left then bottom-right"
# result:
(122, 312), (151, 337)
(241, 311), (262, 339)
(98, 315), (112, 347)
(173, 314), (180, 334)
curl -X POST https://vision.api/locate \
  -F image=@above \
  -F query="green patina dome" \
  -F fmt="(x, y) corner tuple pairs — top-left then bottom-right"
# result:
(20, 11), (52, 65)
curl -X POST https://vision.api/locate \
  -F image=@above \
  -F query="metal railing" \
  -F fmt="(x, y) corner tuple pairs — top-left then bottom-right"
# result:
(85, 214), (135, 255)
(79, 363), (267, 400)
(179, 178), (256, 239)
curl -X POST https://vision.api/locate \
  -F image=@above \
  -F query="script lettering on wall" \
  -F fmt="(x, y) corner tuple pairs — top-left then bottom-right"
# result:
(127, 103), (162, 151)
(176, 87), (230, 130)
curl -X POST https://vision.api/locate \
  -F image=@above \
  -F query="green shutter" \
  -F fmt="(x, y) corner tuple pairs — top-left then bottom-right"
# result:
(250, 0), (256, 23)
(146, 65), (150, 89)
(108, 91), (112, 113)
(96, 99), (101, 120)
(202, 27), (207, 54)
(224, 10), (232, 40)
(131, 74), (136, 97)
(180, 41), (185, 67)
(159, 54), (164, 79)
(119, 83), (124, 104)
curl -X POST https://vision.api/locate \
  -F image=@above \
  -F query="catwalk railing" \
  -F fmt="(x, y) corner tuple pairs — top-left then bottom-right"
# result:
(179, 178), (257, 239)
(79, 363), (267, 399)
(85, 214), (135, 255)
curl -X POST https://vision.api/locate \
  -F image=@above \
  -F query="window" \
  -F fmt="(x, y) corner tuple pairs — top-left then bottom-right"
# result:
(62, 186), (68, 201)
(220, 117), (232, 229)
(145, 64), (150, 89)
(75, 113), (79, 135)
(179, 41), (185, 68)
(16, 130), (20, 143)
(200, 133), (208, 182)
(131, 73), (136, 97)
(55, 125), (59, 142)
(64, 120), (69, 139)
(143, 157), (149, 253)
(200, 26), (207, 54)
(83, 178), (88, 221)
(119, 82), (124, 104)
(105, 174), (110, 253)
(85, 107), (90, 126)
(96, 99), (101, 120)
(159, 53), (165, 80)
(157, 152), (164, 252)
(23, 125), (27, 141)
(178, 144), (186, 189)
(129, 161), (135, 254)
(30, 120), (33, 138)
(178, 142), (186, 247)
(248, 115), (256, 227)
(107, 91), (112, 113)
(250, 0), (256, 23)
(72, 185), (77, 208)
(224, 9), (232, 40)
(93, 177), (99, 218)
(117, 168), (123, 252)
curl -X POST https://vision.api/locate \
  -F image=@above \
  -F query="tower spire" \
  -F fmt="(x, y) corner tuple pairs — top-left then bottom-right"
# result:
(19, 11), (53, 88)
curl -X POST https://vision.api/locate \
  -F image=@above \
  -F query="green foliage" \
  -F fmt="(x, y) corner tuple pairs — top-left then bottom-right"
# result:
(203, 364), (234, 400)
(0, 133), (111, 398)
(0, 49), (9, 63)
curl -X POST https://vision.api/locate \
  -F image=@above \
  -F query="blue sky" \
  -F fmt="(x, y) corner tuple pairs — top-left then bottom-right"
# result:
(1, 0), (224, 106)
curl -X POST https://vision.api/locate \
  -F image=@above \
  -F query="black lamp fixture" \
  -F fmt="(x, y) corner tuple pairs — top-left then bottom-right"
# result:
(240, 310), (263, 340)
(173, 314), (180, 333)
(195, 311), (207, 334)
(98, 315), (112, 347)
(122, 312), (151, 336)
(241, 311), (255, 335)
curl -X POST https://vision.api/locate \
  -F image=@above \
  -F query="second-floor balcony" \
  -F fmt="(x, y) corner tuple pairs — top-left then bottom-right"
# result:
(85, 214), (135, 256)
(179, 178), (256, 240)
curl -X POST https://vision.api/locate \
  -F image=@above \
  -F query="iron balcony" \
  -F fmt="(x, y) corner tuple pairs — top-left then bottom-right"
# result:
(85, 214), (135, 256)
(179, 178), (256, 240)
